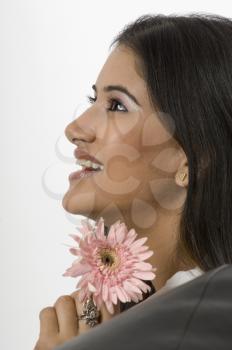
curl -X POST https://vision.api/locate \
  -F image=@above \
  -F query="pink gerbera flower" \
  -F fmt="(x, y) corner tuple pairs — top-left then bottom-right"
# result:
(62, 217), (157, 314)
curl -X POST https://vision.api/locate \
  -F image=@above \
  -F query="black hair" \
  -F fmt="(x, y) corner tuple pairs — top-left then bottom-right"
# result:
(110, 13), (232, 272)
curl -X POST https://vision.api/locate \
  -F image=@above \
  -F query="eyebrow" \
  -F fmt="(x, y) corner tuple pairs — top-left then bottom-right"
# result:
(92, 84), (141, 107)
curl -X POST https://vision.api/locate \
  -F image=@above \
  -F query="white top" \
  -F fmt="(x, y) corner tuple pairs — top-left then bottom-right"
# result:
(153, 266), (204, 297)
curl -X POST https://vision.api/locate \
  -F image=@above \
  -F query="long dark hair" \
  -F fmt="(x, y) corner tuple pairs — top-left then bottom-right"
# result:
(110, 13), (232, 272)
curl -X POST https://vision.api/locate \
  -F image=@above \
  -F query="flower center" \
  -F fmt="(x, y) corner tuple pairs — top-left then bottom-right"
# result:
(98, 248), (119, 270)
(102, 254), (114, 265)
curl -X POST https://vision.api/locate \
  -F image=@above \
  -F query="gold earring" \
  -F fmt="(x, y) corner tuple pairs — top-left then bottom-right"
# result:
(180, 172), (187, 182)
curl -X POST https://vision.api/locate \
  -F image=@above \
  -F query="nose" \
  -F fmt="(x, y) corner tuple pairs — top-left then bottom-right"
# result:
(64, 117), (96, 146)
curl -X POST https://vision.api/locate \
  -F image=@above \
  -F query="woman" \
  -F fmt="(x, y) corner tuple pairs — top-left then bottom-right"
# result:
(34, 13), (232, 350)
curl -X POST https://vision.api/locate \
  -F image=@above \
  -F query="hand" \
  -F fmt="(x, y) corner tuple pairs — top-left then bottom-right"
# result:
(33, 290), (120, 350)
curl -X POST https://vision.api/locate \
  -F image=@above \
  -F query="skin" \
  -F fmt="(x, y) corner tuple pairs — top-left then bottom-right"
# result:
(35, 45), (195, 349)
(34, 291), (120, 350)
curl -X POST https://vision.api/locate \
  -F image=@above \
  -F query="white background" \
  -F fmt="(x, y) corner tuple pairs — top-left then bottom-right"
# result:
(0, 1), (231, 349)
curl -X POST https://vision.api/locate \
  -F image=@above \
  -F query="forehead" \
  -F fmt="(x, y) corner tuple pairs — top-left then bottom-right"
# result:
(95, 46), (148, 99)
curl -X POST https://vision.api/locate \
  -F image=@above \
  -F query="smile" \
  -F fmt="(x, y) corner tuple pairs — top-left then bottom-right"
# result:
(68, 167), (103, 182)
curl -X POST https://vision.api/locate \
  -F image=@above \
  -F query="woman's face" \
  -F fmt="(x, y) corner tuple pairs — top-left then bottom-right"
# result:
(62, 45), (186, 230)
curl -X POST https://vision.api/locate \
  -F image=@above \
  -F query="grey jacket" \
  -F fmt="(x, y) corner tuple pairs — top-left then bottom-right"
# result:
(55, 264), (232, 350)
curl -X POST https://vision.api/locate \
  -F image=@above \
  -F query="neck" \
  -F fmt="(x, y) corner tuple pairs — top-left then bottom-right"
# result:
(102, 208), (196, 292)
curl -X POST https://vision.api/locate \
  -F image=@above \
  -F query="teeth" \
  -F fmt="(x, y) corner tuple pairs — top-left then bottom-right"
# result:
(75, 158), (104, 170)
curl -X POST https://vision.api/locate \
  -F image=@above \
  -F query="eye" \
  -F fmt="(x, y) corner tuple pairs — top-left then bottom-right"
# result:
(87, 95), (96, 104)
(107, 98), (128, 113)
(86, 95), (128, 113)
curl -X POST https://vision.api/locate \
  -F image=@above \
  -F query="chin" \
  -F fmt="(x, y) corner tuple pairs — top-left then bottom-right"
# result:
(61, 193), (99, 220)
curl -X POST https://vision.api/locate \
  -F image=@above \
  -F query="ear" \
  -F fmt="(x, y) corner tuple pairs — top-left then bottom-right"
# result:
(175, 151), (189, 188)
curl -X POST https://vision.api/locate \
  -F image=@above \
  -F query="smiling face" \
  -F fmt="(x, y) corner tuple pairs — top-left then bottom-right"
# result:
(62, 45), (188, 231)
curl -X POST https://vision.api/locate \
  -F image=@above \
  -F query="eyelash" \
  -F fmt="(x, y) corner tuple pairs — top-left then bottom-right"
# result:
(86, 95), (128, 113)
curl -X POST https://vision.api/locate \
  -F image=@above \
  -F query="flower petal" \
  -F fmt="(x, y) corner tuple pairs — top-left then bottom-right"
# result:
(96, 217), (105, 240)
(126, 290), (140, 303)
(114, 285), (127, 303)
(127, 228), (137, 238)
(79, 218), (93, 236)
(68, 234), (81, 244)
(133, 261), (153, 271)
(139, 282), (151, 293)
(138, 250), (154, 260)
(69, 248), (81, 256)
(105, 300), (114, 314)
(109, 288), (118, 305)
(128, 277), (143, 287)
(102, 283), (109, 302)
(62, 263), (92, 277)
(123, 280), (142, 294)
(71, 257), (83, 266)
(88, 282), (97, 292)
(123, 229), (138, 245)
(79, 288), (88, 303)
(81, 218), (93, 230)
(131, 245), (149, 254)
(129, 278), (152, 293)
(94, 294), (103, 309)
(76, 278), (86, 289)
(107, 225), (117, 246)
(132, 271), (156, 280)
(121, 286), (131, 302)
(130, 237), (148, 249)
(115, 225), (127, 244)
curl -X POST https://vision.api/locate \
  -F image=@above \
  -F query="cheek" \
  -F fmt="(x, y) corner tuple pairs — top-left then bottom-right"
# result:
(107, 158), (129, 181)
(131, 112), (180, 177)
(106, 122), (153, 183)
(151, 147), (182, 173)
(142, 110), (175, 147)
(91, 132), (144, 199)
(101, 118), (144, 178)
(94, 114), (175, 194)
(96, 144), (142, 194)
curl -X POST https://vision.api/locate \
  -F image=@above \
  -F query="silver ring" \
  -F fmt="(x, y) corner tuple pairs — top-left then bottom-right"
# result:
(78, 295), (100, 327)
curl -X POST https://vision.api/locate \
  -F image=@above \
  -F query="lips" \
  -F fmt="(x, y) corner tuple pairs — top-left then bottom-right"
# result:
(69, 167), (100, 181)
(74, 148), (103, 166)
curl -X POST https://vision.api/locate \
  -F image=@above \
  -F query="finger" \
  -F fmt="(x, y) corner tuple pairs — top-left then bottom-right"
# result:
(100, 301), (120, 321)
(73, 293), (100, 334)
(39, 307), (59, 336)
(54, 295), (78, 336)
